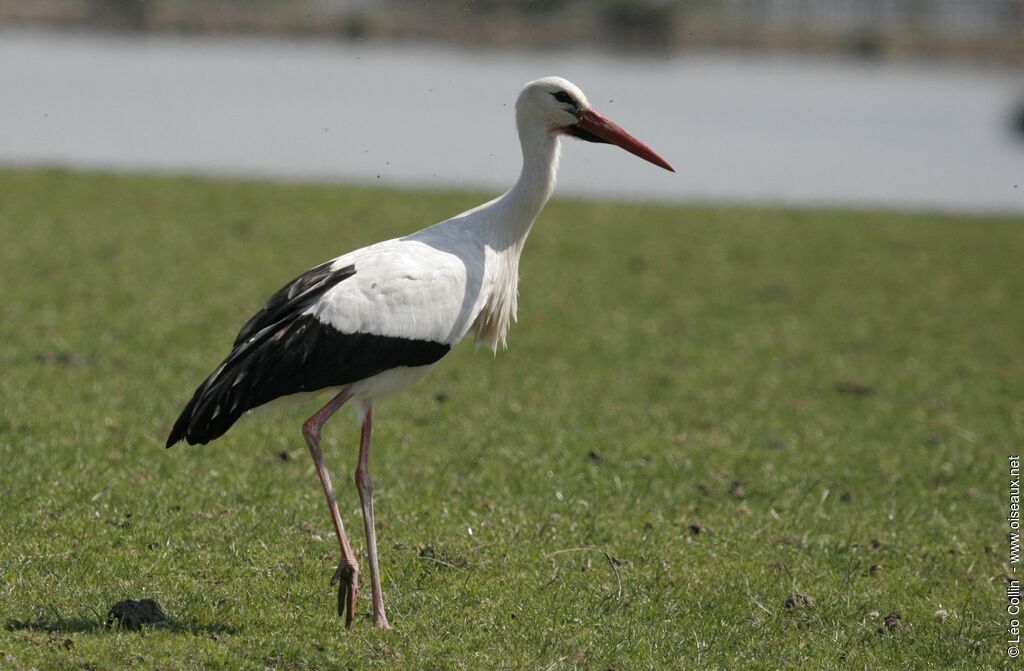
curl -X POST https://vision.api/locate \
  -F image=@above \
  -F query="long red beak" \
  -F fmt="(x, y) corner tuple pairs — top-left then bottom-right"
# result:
(567, 108), (675, 173)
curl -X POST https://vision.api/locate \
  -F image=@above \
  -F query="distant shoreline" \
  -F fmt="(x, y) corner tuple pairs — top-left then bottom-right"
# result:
(5, 29), (1022, 214)
(3, 1), (1022, 65)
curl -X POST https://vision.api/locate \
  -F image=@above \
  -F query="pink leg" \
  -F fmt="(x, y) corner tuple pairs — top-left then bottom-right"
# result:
(301, 388), (360, 627)
(355, 404), (390, 628)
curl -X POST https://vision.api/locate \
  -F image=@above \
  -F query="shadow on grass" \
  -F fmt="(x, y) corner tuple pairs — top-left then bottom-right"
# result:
(6, 616), (237, 636)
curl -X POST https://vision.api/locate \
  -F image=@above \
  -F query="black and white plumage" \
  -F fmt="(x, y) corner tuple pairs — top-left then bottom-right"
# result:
(166, 76), (673, 629)
(166, 263), (450, 445)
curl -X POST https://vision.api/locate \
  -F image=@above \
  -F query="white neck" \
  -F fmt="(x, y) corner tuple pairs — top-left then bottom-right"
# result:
(467, 122), (560, 352)
(489, 123), (560, 248)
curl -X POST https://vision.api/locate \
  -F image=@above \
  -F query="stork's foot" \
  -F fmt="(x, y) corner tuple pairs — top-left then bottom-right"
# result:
(331, 559), (358, 627)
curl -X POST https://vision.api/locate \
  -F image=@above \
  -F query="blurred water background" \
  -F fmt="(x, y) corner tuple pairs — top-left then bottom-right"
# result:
(2, 1), (1022, 213)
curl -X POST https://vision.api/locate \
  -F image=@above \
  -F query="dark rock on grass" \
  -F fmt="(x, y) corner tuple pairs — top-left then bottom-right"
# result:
(781, 592), (818, 629)
(878, 611), (902, 634)
(106, 599), (167, 631)
(784, 592), (815, 609)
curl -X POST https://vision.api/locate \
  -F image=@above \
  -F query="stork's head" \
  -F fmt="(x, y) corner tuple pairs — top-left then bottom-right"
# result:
(516, 76), (674, 172)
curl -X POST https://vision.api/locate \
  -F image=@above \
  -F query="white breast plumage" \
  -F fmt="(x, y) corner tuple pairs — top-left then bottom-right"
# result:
(471, 243), (524, 353)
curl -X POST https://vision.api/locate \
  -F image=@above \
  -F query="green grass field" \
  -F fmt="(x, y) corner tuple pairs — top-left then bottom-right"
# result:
(1, 168), (1021, 669)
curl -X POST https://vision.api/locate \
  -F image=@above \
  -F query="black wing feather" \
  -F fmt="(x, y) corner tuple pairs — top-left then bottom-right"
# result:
(166, 263), (450, 447)
(233, 261), (356, 347)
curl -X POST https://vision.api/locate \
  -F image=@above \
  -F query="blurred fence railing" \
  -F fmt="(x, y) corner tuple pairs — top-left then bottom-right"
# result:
(2, 0), (1022, 61)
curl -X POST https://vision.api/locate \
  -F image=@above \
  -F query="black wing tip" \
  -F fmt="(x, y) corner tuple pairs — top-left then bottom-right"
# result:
(165, 417), (188, 448)
(166, 404), (222, 447)
(166, 423), (214, 448)
(166, 398), (213, 448)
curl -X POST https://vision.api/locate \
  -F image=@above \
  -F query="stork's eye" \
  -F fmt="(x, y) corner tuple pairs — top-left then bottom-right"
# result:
(551, 91), (576, 106)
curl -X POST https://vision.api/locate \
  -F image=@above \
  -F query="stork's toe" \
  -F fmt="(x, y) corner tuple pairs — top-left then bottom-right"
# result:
(331, 559), (359, 627)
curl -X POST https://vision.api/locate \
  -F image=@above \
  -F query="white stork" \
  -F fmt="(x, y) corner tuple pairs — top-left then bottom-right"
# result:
(166, 76), (674, 629)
